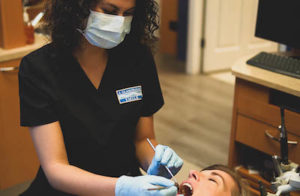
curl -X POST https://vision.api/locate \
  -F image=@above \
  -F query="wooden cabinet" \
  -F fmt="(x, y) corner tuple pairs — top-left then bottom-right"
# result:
(0, 0), (46, 189)
(236, 115), (300, 163)
(0, 0), (26, 49)
(228, 78), (300, 196)
(0, 59), (39, 190)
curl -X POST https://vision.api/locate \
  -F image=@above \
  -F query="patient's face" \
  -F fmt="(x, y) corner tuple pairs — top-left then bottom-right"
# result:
(179, 169), (237, 196)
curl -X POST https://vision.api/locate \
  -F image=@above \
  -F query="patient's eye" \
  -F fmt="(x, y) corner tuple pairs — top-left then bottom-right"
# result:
(209, 178), (218, 184)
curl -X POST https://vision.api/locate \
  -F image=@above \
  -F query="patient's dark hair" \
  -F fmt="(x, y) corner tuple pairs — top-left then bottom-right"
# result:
(202, 164), (249, 196)
(44, 0), (159, 51)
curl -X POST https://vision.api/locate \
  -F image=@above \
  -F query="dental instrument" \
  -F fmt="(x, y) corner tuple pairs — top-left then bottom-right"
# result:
(146, 138), (179, 185)
(147, 186), (169, 191)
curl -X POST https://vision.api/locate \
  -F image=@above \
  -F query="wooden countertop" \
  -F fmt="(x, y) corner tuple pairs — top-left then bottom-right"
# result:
(232, 55), (300, 97)
(0, 33), (49, 63)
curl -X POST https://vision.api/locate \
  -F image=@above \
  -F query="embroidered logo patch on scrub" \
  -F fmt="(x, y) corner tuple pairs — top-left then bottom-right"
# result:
(116, 86), (143, 104)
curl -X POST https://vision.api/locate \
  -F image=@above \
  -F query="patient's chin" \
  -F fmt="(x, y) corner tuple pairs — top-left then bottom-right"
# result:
(179, 182), (193, 196)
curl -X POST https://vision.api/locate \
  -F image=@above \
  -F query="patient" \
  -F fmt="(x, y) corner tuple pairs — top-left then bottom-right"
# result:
(178, 164), (248, 196)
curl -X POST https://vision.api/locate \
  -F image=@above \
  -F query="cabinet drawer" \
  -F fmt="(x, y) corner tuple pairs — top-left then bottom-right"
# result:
(236, 79), (300, 136)
(236, 115), (300, 164)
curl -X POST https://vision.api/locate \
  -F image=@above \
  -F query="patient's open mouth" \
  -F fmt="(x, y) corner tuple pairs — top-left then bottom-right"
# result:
(179, 182), (193, 196)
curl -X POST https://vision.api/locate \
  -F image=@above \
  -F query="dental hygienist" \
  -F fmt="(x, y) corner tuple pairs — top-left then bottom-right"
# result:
(18, 0), (183, 195)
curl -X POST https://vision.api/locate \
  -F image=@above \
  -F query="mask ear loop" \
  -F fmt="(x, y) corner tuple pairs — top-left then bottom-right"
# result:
(76, 28), (91, 43)
(77, 28), (84, 34)
(77, 28), (90, 39)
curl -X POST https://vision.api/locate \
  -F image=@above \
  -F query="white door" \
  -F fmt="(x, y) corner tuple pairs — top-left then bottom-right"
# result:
(202, 0), (278, 73)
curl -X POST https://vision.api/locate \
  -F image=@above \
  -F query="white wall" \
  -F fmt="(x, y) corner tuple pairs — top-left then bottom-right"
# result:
(186, 0), (204, 74)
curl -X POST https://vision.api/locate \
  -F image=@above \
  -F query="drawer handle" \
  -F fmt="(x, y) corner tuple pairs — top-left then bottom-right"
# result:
(265, 130), (298, 145)
(0, 67), (19, 72)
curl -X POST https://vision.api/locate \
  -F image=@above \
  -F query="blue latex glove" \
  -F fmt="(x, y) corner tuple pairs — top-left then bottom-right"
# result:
(115, 175), (177, 196)
(147, 145), (183, 178)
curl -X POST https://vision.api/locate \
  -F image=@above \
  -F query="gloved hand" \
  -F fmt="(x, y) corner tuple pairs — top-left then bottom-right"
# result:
(147, 145), (183, 178)
(115, 175), (177, 196)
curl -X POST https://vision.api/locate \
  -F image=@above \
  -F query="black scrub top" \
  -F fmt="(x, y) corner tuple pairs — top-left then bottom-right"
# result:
(18, 43), (164, 196)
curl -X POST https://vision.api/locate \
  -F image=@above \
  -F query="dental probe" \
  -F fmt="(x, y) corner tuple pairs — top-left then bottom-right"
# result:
(146, 138), (178, 184)
(147, 186), (169, 191)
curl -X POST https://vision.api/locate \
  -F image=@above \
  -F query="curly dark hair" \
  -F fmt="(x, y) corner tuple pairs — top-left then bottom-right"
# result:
(44, 0), (160, 51)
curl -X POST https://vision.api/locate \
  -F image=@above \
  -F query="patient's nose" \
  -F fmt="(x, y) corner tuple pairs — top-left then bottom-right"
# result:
(189, 170), (200, 181)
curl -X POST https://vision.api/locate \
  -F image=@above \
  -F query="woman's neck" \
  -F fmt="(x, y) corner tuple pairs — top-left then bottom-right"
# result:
(73, 38), (108, 68)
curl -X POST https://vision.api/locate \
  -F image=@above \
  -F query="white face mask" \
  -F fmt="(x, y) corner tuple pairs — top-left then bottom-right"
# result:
(78, 10), (133, 49)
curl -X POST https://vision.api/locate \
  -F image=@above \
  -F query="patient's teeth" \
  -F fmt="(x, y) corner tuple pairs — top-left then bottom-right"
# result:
(183, 183), (193, 191)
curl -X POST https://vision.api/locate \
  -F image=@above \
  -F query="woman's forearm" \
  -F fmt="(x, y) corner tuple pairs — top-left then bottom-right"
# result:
(135, 138), (157, 172)
(134, 116), (157, 172)
(45, 163), (117, 196)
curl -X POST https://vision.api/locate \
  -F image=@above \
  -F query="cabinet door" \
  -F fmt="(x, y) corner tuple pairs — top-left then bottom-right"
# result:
(0, 59), (39, 189)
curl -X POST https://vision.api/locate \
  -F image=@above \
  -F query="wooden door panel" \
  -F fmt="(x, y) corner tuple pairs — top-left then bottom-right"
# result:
(217, 0), (242, 48)
(160, 0), (178, 56)
(203, 0), (278, 72)
(203, 0), (243, 72)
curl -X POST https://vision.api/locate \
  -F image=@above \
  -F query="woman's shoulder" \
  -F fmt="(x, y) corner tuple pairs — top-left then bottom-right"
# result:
(19, 43), (60, 77)
(23, 43), (55, 61)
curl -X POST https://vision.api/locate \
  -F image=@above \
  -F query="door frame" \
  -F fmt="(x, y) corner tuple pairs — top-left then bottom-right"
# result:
(186, 0), (205, 74)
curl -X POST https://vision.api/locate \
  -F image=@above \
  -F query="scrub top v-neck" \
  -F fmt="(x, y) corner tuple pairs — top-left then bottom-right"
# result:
(18, 43), (164, 196)
(72, 52), (110, 93)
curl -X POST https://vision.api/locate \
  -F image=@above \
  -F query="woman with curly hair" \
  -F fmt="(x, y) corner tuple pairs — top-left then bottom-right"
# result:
(18, 0), (183, 195)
